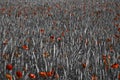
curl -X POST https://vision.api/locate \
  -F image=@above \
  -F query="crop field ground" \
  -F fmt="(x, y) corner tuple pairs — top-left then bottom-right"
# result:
(0, 0), (120, 80)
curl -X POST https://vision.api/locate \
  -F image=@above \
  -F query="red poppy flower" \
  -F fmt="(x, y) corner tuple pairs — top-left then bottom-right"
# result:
(50, 35), (55, 42)
(57, 37), (61, 41)
(39, 72), (47, 77)
(16, 71), (22, 78)
(40, 28), (45, 34)
(22, 45), (29, 50)
(46, 72), (53, 77)
(29, 73), (36, 79)
(111, 63), (119, 69)
(6, 64), (13, 70)
(50, 35), (55, 40)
